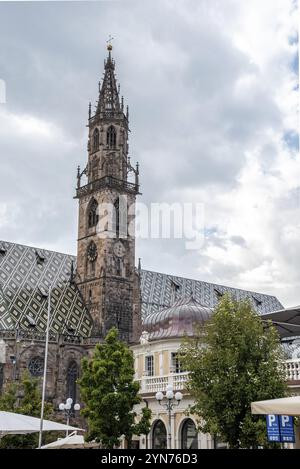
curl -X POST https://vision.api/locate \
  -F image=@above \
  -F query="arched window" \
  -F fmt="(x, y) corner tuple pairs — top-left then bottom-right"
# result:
(116, 258), (120, 276)
(67, 361), (78, 414)
(28, 356), (44, 377)
(113, 198), (120, 238)
(93, 128), (99, 151)
(112, 197), (127, 238)
(106, 125), (116, 148)
(88, 199), (98, 228)
(181, 419), (198, 449)
(152, 420), (167, 449)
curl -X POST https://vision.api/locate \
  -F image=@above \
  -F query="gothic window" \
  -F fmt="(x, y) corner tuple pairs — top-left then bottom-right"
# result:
(93, 128), (99, 151)
(28, 356), (44, 377)
(181, 419), (198, 449)
(88, 199), (98, 228)
(113, 198), (120, 238)
(116, 258), (121, 276)
(112, 197), (127, 238)
(106, 125), (116, 148)
(67, 361), (78, 413)
(152, 420), (167, 449)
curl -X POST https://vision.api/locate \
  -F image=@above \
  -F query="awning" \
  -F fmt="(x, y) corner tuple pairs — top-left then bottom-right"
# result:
(262, 306), (300, 338)
(0, 411), (84, 437)
(40, 433), (85, 449)
(251, 396), (300, 415)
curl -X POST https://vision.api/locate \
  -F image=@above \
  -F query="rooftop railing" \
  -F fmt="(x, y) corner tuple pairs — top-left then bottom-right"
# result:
(75, 175), (138, 198)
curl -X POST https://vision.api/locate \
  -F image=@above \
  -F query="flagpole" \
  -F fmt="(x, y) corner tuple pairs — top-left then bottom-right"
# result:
(38, 284), (52, 449)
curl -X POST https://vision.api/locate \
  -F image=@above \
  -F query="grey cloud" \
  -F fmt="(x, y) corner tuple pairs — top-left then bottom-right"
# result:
(230, 235), (247, 247)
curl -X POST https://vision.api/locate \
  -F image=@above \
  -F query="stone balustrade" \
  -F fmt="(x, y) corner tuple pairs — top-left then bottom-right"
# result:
(137, 360), (300, 394)
(284, 359), (300, 382)
(137, 372), (190, 393)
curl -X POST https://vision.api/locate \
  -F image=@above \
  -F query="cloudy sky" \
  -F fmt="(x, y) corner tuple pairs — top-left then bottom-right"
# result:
(0, 0), (298, 306)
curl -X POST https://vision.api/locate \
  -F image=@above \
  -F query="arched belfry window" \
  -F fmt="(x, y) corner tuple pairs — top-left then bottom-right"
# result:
(93, 128), (99, 151)
(112, 197), (127, 238)
(67, 361), (78, 413)
(88, 199), (98, 228)
(107, 125), (116, 148)
(113, 198), (120, 238)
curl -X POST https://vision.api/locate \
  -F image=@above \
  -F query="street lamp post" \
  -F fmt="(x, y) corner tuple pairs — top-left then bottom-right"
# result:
(59, 398), (81, 436)
(38, 284), (52, 449)
(155, 384), (183, 449)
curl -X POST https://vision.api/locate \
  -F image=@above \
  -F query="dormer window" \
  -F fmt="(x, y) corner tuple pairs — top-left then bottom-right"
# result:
(38, 286), (48, 298)
(0, 243), (6, 256)
(252, 295), (262, 307)
(35, 249), (46, 265)
(170, 280), (181, 304)
(25, 314), (36, 328)
(214, 288), (224, 300)
(107, 125), (116, 148)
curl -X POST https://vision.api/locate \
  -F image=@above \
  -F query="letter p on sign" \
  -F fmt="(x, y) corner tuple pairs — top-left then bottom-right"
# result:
(281, 415), (289, 427)
(268, 415), (276, 426)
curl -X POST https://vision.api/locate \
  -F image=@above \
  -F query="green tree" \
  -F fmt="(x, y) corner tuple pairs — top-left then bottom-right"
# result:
(78, 327), (151, 448)
(0, 371), (54, 448)
(180, 294), (287, 449)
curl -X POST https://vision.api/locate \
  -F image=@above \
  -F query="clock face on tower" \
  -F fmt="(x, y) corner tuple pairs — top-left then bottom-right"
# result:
(113, 240), (126, 258)
(87, 242), (97, 262)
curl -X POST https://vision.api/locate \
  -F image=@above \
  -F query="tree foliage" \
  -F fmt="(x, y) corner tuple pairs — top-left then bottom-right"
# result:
(180, 294), (287, 448)
(0, 371), (53, 448)
(78, 327), (151, 448)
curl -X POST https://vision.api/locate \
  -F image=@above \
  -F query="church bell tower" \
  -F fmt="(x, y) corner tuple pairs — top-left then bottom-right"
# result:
(75, 43), (142, 343)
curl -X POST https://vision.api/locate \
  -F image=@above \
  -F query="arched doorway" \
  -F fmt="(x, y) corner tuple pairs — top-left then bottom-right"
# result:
(181, 419), (198, 449)
(152, 420), (167, 449)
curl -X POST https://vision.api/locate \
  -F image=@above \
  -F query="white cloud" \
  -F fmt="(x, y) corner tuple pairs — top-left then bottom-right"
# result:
(0, 0), (298, 307)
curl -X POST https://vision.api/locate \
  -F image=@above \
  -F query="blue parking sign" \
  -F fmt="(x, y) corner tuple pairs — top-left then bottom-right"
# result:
(279, 415), (295, 443)
(266, 415), (295, 443)
(266, 415), (280, 442)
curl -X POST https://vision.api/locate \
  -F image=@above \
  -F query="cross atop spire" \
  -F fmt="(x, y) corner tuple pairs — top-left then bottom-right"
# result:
(106, 35), (114, 51)
(95, 42), (122, 117)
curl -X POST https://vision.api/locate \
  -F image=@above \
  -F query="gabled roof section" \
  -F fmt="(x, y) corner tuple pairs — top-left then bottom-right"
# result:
(0, 241), (93, 336)
(140, 269), (284, 319)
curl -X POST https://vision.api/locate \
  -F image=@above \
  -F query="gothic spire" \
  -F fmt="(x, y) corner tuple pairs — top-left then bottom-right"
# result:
(96, 43), (121, 115)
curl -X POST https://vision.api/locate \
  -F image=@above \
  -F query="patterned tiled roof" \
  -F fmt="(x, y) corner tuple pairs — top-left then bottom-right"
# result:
(0, 241), (93, 336)
(0, 241), (284, 335)
(140, 269), (283, 319)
